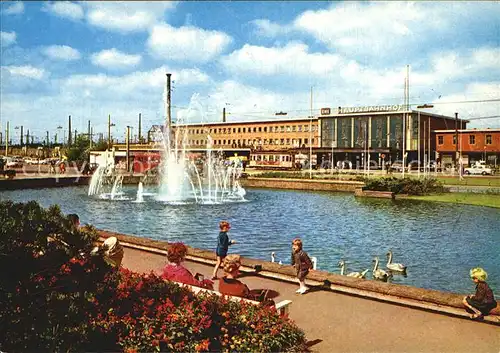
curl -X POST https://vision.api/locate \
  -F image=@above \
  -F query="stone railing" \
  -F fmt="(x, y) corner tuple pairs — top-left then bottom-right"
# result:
(99, 230), (499, 322)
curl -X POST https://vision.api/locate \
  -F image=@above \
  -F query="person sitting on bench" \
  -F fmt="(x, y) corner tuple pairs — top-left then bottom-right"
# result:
(219, 254), (269, 302)
(162, 242), (213, 290)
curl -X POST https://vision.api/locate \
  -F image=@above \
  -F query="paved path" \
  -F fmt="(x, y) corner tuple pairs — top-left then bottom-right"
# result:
(122, 247), (500, 353)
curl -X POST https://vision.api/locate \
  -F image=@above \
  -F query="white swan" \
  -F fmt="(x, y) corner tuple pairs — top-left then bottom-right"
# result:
(271, 252), (282, 265)
(338, 260), (369, 279)
(372, 257), (391, 281)
(386, 250), (407, 272)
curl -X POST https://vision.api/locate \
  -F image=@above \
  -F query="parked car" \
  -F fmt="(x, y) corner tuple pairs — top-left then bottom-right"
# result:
(24, 157), (39, 165)
(5, 157), (23, 168)
(464, 164), (493, 175)
(390, 162), (407, 172)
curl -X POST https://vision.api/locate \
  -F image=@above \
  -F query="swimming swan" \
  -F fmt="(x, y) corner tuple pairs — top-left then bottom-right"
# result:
(338, 260), (369, 279)
(386, 250), (407, 272)
(372, 257), (391, 281)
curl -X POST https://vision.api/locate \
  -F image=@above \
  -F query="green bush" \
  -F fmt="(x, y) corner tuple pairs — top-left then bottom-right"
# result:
(363, 177), (445, 195)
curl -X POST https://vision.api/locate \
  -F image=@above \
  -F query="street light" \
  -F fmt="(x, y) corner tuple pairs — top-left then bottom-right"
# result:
(56, 126), (62, 145)
(309, 87), (313, 179)
(108, 114), (116, 149)
(416, 104), (434, 177)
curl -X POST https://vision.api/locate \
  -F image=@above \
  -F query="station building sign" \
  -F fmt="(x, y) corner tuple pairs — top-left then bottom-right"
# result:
(320, 108), (331, 115)
(338, 104), (403, 114)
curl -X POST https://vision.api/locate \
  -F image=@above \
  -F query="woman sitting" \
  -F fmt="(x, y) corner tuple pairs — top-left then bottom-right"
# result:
(219, 254), (269, 302)
(102, 237), (124, 267)
(218, 254), (250, 298)
(162, 242), (213, 290)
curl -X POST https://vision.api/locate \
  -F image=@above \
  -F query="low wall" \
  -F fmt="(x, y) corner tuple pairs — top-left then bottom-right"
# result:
(354, 188), (395, 199)
(0, 176), (91, 190)
(99, 230), (499, 318)
(240, 177), (364, 192)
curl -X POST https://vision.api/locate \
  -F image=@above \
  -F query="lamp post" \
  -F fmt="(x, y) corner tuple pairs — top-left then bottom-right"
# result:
(14, 126), (20, 146)
(416, 104), (434, 177)
(309, 86), (313, 179)
(108, 114), (116, 149)
(56, 126), (62, 145)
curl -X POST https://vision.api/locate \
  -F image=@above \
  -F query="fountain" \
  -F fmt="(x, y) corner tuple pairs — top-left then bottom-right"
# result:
(153, 93), (246, 204)
(134, 182), (144, 203)
(87, 78), (246, 205)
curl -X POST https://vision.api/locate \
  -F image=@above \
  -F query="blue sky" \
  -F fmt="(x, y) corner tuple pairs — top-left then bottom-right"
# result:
(1, 1), (499, 143)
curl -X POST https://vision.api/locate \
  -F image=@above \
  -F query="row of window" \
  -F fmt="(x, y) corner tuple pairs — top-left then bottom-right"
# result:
(187, 124), (318, 135)
(188, 138), (315, 146)
(251, 154), (293, 162)
(438, 134), (493, 145)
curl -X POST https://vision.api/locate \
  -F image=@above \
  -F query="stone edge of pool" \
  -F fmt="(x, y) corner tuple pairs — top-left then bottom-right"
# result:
(99, 230), (500, 325)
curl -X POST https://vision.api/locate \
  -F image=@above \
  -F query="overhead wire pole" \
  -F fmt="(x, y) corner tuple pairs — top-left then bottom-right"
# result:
(402, 68), (408, 178)
(418, 110), (421, 178)
(309, 86), (313, 179)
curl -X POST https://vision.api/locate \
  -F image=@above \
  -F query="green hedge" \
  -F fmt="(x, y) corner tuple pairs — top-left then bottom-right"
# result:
(363, 177), (445, 195)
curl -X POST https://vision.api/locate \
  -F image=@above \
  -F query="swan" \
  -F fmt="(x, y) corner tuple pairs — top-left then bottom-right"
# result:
(386, 250), (407, 272)
(372, 257), (391, 281)
(271, 252), (282, 265)
(338, 260), (369, 279)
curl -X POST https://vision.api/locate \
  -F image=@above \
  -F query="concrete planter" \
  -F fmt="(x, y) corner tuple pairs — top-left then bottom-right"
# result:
(354, 188), (395, 199)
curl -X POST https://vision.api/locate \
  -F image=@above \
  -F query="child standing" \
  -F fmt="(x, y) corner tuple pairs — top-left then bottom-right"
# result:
(291, 238), (313, 294)
(462, 267), (497, 319)
(212, 221), (236, 280)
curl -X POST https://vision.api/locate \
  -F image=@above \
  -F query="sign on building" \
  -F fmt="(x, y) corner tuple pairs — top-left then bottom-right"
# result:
(338, 105), (403, 114)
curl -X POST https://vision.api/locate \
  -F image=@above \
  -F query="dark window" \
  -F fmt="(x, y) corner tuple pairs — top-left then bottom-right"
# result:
(438, 136), (444, 145)
(469, 135), (475, 145)
(486, 134), (492, 144)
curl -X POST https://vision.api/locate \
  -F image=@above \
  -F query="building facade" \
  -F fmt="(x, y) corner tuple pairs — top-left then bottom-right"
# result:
(316, 105), (466, 168)
(435, 128), (500, 167)
(136, 105), (468, 170)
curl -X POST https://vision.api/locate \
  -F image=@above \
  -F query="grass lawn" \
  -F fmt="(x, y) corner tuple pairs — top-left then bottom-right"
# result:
(408, 193), (500, 208)
(434, 176), (500, 187)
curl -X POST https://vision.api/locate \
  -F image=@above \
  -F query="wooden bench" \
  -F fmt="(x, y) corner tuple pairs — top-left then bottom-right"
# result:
(169, 280), (292, 316)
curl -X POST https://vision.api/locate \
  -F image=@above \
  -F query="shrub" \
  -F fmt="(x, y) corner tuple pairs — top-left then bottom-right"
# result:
(0, 201), (306, 352)
(363, 177), (445, 195)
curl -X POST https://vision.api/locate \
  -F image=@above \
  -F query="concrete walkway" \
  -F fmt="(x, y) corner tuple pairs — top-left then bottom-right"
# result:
(122, 246), (500, 353)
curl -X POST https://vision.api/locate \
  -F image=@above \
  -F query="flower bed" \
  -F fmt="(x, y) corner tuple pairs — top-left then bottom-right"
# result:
(0, 201), (306, 352)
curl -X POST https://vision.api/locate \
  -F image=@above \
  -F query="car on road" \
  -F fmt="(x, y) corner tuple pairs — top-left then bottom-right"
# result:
(464, 164), (493, 175)
(390, 162), (407, 172)
(24, 157), (39, 165)
(5, 157), (23, 168)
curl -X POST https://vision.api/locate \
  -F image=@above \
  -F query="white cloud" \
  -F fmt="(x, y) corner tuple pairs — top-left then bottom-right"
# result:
(90, 48), (141, 69)
(250, 19), (290, 37)
(148, 23), (232, 62)
(42, 1), (84, 21)
(429, 47), (500, 83)
(432, 82), (500, 128)
(221, 42), (341, 77)
(62, 66), (210, 93)
(0, 31), (16, 47)
(2, 65), (46, 80)
(85, 2), (176, 32)
(42, 45), (81, 61)
(4, 1), (24, 15)
(293, 2), (429, 54)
